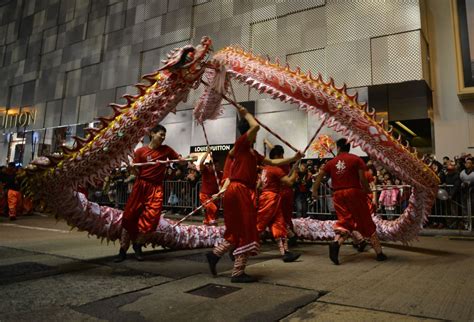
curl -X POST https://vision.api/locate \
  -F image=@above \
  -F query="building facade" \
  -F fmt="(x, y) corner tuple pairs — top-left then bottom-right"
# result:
(0, 0), (471, 165)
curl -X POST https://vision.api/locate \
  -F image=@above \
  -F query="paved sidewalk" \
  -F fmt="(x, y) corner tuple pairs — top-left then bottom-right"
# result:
(0, 214), (473, 321)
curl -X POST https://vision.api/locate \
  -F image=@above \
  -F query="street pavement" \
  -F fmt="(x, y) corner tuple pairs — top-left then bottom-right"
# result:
(0, 214), (473, 322)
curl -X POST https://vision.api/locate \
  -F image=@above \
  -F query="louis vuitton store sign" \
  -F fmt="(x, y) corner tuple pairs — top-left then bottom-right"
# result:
(0, 109), (37, 130)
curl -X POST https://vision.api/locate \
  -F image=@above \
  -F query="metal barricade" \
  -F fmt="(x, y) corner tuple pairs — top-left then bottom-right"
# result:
(89, 180), (201, 212)
(307, 183), (336, 219)
(307, 183), (472, 232)
(162, 180), (200, 211)
(430, 184), (472, 230)
(114, 183), (129, 209)
(89, 179), (473, 232)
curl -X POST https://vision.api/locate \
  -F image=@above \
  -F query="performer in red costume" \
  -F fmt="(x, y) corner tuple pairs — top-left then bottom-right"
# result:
(264, 139), (297, 246)
(206, 106), (302, 283)
(312, 138), (387, 265)
(198, 147), (222, 225)
(257, 145), (300, 262)
(115, 124), (195, 262)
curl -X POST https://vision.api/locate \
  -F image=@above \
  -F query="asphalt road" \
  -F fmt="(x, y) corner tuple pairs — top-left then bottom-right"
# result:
(1, 214), (473, 321)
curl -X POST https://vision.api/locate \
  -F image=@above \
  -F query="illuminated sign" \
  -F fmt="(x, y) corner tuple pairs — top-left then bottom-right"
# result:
(190, 144), (233, 153)
(0, 109), (36, 129)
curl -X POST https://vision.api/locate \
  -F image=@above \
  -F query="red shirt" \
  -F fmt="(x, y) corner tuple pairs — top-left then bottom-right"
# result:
(323, 152), (367, 190)
(200, 165), (222, 195)
(222, 154), (234, 181)
(279, 164), (290, 173)
(278, 164), (293, 193)
(261, 166), (286, 193)
(229, 133), (265, 188)
(134, 145), (179, 183)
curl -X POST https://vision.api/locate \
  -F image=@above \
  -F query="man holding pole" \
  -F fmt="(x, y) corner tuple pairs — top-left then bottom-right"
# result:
(115, 124), (196, 262)
(312, 138), (387, 265)
(257, 145), (300, 262)
(206, 106), (303, 283)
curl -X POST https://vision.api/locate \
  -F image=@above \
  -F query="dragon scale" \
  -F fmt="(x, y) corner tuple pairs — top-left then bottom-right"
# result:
(23, 38), (438, 249)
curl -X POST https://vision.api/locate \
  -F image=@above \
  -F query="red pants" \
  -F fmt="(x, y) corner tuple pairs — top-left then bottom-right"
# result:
(257, 190), (287, 239)
(199, 192), (218, 224)
(280, 187), (294, 229)
(8, 190), (22, 218)
(121, 179), (163, 240)
(223, 181), (259, 256)
(333, 188), (376, 238)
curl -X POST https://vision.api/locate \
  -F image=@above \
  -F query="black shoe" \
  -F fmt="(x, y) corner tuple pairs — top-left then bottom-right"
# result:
(9, 216), (16, 221)
(352, 240), (367, 253)
(376, 253), (387, 261)
(206, 251), (220, 276)
(114, 248), (127, 263)
(329, 241), (340, 265)
(288, 235), (298, 247)
(231, 273), (258, 283)
(132, 243), (144, 261)
(282, 251), (301, 263)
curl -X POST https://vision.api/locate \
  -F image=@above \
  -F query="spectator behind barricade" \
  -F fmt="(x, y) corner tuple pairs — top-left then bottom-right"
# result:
(4, 162), (22, 220)
(378, 178), (399, 220)
(106, 169), (121, 203)
(185, 163), (200, 209)
(442, 156), (450, 168)
(443, 161), (462, 228)
(454, 156), (465, 173)
(376, 166), (385, 185)
(102, 170), (115, 203)
(308, 162), (317, 178)
(0, 166), (7, 216)
(460, 157), (474, 224)
(174, 167), (185, 181)
(186, 163), (200, 186)
(294, 162), (312, 218)
(431, 161), (444, 179)
(325, 177), (336, 215)
(312, 164), (319, 177)
(112, 169), (128, 207)
(382, 173), (391, 185)
(165, 166), (176, 181)
(16, 168), (33, 215)
(396, 178), (410, 213)
(124, 167), (136, 194)
(460, 157), (474, 189)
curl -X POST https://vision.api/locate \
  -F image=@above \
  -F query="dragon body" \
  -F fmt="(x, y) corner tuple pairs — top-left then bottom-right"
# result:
(23, 38), (439, 249)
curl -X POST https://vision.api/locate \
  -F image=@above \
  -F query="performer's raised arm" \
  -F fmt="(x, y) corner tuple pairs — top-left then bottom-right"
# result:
(199, 146), (211, 169)
(238, 106), (259, 143)
(263, 150), (303, 166)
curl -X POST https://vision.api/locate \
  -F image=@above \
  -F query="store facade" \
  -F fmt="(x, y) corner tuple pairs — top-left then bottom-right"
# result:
(0, 0), (471, 166)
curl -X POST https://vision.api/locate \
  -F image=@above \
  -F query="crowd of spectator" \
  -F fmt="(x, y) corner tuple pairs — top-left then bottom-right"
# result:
(3, 151), (472, 230)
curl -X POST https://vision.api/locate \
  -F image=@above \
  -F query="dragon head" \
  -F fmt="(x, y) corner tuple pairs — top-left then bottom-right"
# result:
(158, 36), (212, 83)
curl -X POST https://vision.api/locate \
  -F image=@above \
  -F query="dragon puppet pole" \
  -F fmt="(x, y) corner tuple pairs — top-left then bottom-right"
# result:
(200, 79), (299, 153)
(172, 190), (225, 227)
(289, 117), (327, 175)
(304, 118), (327, 155)
(201, 122), (221, 190)
(133, 157), (195, 167)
